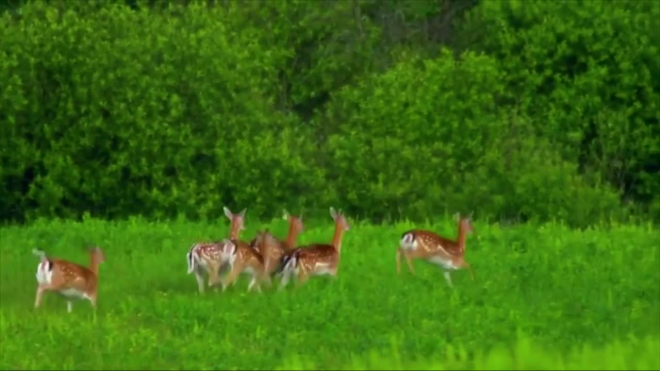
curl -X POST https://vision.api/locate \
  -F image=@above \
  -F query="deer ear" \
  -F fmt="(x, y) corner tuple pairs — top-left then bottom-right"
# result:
(330, 207), (337, 220)
(453, 212), (460, 222)
(282, 209), (289, 220)
(239, 208), (247, 218)
(223, 207), (233, 220)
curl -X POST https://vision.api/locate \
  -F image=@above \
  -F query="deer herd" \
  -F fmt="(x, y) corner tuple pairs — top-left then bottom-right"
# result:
(30, 207), (475, 313)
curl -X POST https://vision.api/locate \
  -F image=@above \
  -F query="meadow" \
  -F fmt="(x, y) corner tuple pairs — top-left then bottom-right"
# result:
(0, 215), (658, 370)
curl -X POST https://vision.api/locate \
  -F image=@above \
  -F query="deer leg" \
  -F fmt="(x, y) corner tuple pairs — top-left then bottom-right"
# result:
(34, 286), (46, 309)
(67, 301), (73, 313)
(255, 275), (263, 293)
(295, 269), (310, 289)
(263, 259), (273, 277)
(208, 263), (221, 288)
(404, 251), (415, 275)
(397, 248), (416, 275)
(248, 274), (263, 293)
(278, 268), (292, 291)
(247, 276), (257, 292)
(443, 271), (454, 288)
(87, 292), (98, 311)
(261, 270), (273, 287)
(194, 269), (205, 294)
(222, 261), (244, 292)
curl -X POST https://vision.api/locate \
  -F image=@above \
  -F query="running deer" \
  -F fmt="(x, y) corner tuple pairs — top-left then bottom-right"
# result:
(278, 207), (350, 290)
(218, 238), (267, 292)
(252, 210), (305, 281)
(187, 241), (226, 293)
(33, 247), (105, 313)
(397, 213), (475, 287)
(185, 206), (248, 293)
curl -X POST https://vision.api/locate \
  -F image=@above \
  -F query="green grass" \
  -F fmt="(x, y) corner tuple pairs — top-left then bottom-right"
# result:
(1, 216), (658, 370)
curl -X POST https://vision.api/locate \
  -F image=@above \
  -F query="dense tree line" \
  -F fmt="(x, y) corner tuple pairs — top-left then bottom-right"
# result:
(1, 0), (658, 226)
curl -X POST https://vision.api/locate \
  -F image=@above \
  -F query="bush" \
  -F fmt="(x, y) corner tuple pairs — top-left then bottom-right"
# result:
(0, 1), (324, 222)
(320, 49), (624, 226)
(457, 0), (660, 218)
(0, 0), (650, 226)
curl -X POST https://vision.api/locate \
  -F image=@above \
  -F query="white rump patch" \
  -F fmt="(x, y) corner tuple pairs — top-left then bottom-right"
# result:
(400, 233), (418, 250)
(187, 246), (197, 274)
(36, 261), (53, 285)
(283, 255), (298, 274)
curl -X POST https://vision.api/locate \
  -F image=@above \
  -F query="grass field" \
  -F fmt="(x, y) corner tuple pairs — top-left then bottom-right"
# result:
(1, 216), (658, 370)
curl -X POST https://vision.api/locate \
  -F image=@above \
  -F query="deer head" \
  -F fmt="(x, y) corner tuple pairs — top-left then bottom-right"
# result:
(224, 206), (247, 238)
(330, 207), (350, 231)
(283, 209), (305, 234)
(454, 212), (475, 234)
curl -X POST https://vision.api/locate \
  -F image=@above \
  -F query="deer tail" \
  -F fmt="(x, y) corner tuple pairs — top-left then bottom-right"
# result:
(283, 250), (299, 272)
(187, 244), (198, 274)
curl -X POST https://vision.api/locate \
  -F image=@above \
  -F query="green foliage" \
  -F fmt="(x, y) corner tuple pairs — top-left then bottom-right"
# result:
(0, 0), (657, 225)
(0, 0), (323, 222)
(321, 50), (623, 225)
(222, 0), (383, 118)
(458, 0), (660, 218)
(1, 219), (658, 368)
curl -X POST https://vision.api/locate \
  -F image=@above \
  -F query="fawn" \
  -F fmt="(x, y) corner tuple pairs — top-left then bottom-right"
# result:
(217, 237), (268, 292)
(186, 206), (247, 293)
(279, 207), (350, 290)
(251, 210), (305, 283)
(397, 213), (475, 287)
(33, 247), (105, 313)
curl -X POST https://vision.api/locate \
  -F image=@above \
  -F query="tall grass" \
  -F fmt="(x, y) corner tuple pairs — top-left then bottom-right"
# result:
(279, 335), (660, 370)
(1, 216), (658, 370)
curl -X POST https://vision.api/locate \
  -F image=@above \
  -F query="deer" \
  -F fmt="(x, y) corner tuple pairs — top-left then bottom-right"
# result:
(397, 213), (475, 288)
(186, 206), (248, 293)
(217, 238), (268, 293)
(278, 207), (350, 290)
(32, 247), (105, 313)
(224, 206), (247, 240)
(251, 210), (305, 283)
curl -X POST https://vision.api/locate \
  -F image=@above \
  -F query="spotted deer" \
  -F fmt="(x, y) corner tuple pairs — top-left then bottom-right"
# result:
(279, 207), (350, 290)
(252, 210), (305, 281)
(187, 241), (226, 293)
(33, 247), (105, 313)
(186, 206), (248, 293)
(218, 238), (267, 292)
(397, 213), (475, 287)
